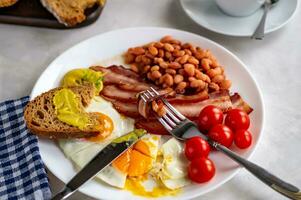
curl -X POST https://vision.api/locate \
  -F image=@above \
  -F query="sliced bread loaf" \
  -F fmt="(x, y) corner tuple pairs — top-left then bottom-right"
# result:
(40, 0), (102, 27)
(0, 0), (18, 7)
(24, 85), (100, 139)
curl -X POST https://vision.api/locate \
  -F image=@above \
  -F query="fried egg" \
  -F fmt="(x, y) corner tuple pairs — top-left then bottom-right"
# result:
(84, 96), (134, 141)
(157, 138), (190, 190)
(123, 137), (189, 197)
(98, 165), (128, 188)
(59, 96), (190, 197)
(99, 134), (160, 188)
(134, 134), (161, 159)
(58, 96), (134, 187)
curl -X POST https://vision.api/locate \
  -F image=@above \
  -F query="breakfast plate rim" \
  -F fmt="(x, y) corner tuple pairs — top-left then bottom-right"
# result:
(30, 26), (265, 200)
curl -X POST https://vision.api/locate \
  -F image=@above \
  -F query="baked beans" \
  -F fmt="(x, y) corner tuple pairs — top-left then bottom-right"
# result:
(124, 35), (231, 94)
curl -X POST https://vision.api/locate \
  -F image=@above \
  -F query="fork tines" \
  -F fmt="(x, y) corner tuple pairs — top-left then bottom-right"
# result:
(140, 87), (186, 132)
(139, 87), (160, 103)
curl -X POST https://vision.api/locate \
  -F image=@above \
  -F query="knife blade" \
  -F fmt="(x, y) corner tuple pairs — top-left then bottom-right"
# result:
(51, 129), (146, 200)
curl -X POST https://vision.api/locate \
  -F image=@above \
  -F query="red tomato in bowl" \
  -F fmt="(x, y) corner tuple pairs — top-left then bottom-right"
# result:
(198, 105), (223, 132)
(208, 124), (234, 147)
(234, 129), (252, 149)
(185, 136), (210, 161)
(225, 109), (250, 131)
(188, 157), (215, 183)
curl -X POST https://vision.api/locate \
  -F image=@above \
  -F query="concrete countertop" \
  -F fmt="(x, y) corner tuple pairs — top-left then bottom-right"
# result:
(0, 1), (300, 199)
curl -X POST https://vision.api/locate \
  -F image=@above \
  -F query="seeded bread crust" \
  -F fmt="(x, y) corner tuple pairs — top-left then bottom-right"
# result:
(24, 85), (100, 139)
(0, 0), (18, 7)
(40, 0), (102, 27)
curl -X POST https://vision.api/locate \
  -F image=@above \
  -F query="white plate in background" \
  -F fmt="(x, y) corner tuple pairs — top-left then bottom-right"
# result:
(30, 27), (264, 200)
(180, 0), (298, 37)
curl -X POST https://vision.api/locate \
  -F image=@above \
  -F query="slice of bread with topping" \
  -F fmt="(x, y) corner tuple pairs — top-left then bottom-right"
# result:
(24, 85), (100, 139)
(40, 0), (103, 27)
(0, 0), (18, 7)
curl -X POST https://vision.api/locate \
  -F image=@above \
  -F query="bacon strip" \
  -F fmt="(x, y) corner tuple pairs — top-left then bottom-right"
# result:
(117, 84), (150, 92)
(91, 65), (150, 89)
(101, 85), (138, 103)
(230, 93), (253, 114)
(101, 85), (207, 104)
(102, 96), (140, 118)
(135, 91), (231, 134)
(108, 65), (141, 79)
(91, 65), (141, 80)
(135, 117), (198, 135)
(174, 90), (232, 118)
(101, 85), (174, 103)
(105, 90), (233, 120)
(167, 90), (209, 103)
(95, 65), (208, 103)
(92, 65), (253, 135)
(135, 119), (169, 135)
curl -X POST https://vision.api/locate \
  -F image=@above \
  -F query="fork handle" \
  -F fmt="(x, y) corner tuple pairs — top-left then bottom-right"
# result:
(212, 142), (301, 199)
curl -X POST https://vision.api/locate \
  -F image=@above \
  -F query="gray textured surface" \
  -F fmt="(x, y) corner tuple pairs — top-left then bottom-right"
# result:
(0, 0), (300, 199)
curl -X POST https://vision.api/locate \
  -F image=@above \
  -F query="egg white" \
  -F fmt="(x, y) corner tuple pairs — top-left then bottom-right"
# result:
(159, 138), (190, 189)
(59, 96), (134, 188)
(98, 165), (127, 188)
(84, 96), (134, 140)
(58, 139), (94, 159)
(161, 177), (189, 190)
(59, 97), (190, 192)
(69, 142), (109, 168)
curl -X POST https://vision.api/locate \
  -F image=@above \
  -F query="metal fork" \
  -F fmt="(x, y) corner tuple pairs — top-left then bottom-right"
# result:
(140, 87), (301, 200)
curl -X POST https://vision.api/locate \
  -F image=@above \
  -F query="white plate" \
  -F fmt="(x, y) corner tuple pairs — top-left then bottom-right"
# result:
(180, 0), (298, 37)
(30, 27), (264, 200)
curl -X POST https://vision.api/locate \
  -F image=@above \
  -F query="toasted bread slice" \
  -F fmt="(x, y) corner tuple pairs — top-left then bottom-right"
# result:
(0, 0), (18, 7)
(24, 85), (100, 139)
(40, 0), (103, 27)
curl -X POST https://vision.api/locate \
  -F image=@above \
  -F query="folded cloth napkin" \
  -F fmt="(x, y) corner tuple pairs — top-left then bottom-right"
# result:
(0, 97), (51, 200)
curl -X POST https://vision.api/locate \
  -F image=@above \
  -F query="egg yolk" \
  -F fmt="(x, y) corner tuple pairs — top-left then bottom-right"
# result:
(112, 140), (153, 177)
(112, 149), (131, 174)
(133, 140), (150, 157)
(87, 112), (114, 142)
(128, 150), (152, 177)
(113, 138), (182, 198)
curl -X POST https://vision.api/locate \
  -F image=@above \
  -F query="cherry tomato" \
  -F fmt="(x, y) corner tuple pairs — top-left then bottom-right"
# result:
(234, 129), (252, 149)
(208, 124), (234, 147)
(198, 105), (223, 132)
(185, 136), (210, 161)
(225, 109), (250, 131)
(188, 157), (215, 183)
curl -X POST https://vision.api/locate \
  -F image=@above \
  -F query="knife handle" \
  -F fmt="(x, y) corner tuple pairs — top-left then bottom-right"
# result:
(51, 187), (73, 200)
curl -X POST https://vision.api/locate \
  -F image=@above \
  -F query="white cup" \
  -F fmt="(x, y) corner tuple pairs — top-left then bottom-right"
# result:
(215, 0), (264, 17)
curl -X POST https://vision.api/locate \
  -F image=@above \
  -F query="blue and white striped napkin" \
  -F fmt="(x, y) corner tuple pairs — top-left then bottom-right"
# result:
(0, 97), (51, 200)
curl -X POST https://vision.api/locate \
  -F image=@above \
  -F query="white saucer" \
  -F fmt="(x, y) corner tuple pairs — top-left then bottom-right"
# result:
(180, 0), (298, 37)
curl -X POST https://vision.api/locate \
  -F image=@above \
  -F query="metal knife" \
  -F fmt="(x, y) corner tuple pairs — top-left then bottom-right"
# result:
(51, 129), (146, 200)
